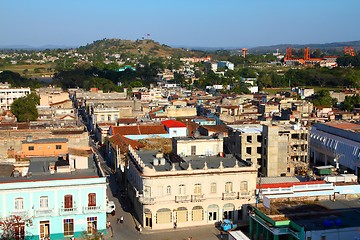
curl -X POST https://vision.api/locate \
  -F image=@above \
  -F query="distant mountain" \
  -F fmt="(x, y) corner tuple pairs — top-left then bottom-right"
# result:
(249, 40), (360, 54)
(77, 38), (201, 58)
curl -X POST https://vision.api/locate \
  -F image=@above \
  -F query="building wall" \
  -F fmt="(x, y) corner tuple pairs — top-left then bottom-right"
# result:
(22, 141), (68, 157)
(166, 107), (197, 118)
(167, 127), (187, 138)
(0, 177), (107, 239)
(173, 138), (223, 156)
(0, 129), (89, 161)
(0, 87), (31, 110)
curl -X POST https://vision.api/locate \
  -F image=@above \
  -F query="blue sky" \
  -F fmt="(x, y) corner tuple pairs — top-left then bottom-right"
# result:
(1, 0), (360, 48)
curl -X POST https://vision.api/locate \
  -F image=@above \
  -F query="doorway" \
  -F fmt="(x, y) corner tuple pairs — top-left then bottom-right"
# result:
(40, 221), (50, 239)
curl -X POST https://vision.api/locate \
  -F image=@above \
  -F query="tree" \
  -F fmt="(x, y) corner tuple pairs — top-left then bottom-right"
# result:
(0, 215), (33, 239)
(11, 93), (39, 122)
(312, 90), (335, 107)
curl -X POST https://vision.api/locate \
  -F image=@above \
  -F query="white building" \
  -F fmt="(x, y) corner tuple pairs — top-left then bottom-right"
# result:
(0, 87), (31, 110)
(126, 146), (257, 230)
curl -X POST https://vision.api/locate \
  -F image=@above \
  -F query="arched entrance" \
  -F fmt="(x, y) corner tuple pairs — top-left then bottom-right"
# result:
(174, 207), (188, 223)
(223, 203), (235, 221)
(156, 208), (172, 224)
(191, 206), (204, 222)
(144, 208), (152, 228)
(207, 204), (219, 222)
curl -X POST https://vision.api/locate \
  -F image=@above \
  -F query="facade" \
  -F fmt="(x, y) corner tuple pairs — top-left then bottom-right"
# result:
(261, 123), (309, 177)
(172, 136), (223, 157)
(21, 137), (68, 158)
(309, 122), (360, 178)
(161, 120), (187, 138)
(0, 158), (107, 239)
(0, 87), (31, 111)
(227, 125), (263, 167)
(126, 146), (258, 230)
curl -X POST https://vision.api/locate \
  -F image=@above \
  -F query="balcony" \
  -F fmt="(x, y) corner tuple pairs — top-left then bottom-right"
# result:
(83, 206), (102, 213)
(222, 192), (238, 200)
(138, 196), (155, 205)
(9, 210), (28, 217)
(175, 195), (190, 203)
(191, 194), (205, 202)
(34, 209), (54, 217)
(59, 207), (78, 215)
(238, 192), (251, 199)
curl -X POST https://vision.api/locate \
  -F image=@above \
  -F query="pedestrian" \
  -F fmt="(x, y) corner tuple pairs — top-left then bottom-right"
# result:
(173, 221), (177, 229)
(107, 221), (113, 237)
(120, 216), (124, 223)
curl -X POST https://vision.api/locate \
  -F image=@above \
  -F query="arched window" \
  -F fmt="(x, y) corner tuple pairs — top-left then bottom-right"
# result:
(225, 182), (233, 193)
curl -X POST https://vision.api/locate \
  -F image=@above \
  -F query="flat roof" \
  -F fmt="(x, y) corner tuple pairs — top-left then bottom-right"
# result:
(135, 150), (249, 172)
(256, 199), (360, 231)
(22, 138), (68, 144)
(228, 124), (263, 134)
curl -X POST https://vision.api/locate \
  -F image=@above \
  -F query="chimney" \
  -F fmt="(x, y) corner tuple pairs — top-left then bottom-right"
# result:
(26, 135), (33, 142)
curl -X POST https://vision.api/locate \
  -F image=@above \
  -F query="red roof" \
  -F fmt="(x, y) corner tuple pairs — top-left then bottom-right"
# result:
(110, 125), (167, 136)
(109, 134), (144, 152)
(161, 120), (186, 128)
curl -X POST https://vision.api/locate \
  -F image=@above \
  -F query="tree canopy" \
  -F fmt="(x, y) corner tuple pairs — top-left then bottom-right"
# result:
(11, 93), (40, 122)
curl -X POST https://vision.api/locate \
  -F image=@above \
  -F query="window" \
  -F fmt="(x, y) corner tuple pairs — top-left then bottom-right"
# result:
(246, 147), (252, 155)
(100, 115), (105, 121)
(247, 136), (252, 143)
(166, 186), (171, 195)
(64, 195), (73, 209)
(191, 146), (196, 155)
(88, 193), (96, 207)
(15, 198), (24, 210)
(107, 115), (111, 121)
(63, 219), (74, 236)
(87, 217), (97, 234)
(257, 147), (262, 154)
(210, 183), (217, 193)
(56, 145), (62, 150)
(240, 181), (248, 194)
(225, 182), (233, 193)
(179, 184), (186, 195)
(257, 135), (262, 143)
(194, 184), (202, 195)
(28, 146), (34, 151)
(40, 196), (48, 209)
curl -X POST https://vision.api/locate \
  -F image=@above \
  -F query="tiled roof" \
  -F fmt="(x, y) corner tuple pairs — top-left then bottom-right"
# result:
(109, 134), (144, 152)
(200, 125), (228, 133)
(110, 125), (167, 136)
(117, 118), (137, 124)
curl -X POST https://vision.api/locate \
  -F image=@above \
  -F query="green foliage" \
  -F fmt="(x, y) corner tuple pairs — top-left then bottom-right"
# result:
(337, 55), (360, 67)
(311, 90), (336, 107)
(0, 71), (42, 88)
(341, 94), (360, 111)
(11, 93), (39, 122)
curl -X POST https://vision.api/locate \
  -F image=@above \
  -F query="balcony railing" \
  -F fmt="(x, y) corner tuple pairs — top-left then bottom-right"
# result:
(9, 210), (28, 217)
(34, 209), (54, 217)
(222, 192), (238, 200)
(191, 194), (205, 202)
(138, 196), (155, 205)
(60, 207), (77, 215)
(238, 192), (251, 198)
(175, 195), (190, 203)
(83, 206), (102, 213)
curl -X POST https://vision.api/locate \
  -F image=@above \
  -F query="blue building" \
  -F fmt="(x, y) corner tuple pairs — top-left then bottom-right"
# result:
(0, 156), (107, 239)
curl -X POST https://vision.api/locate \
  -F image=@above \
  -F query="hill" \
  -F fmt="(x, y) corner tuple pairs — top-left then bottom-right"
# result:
(249, 40), (360, 54)
(77, 38), (201, 58)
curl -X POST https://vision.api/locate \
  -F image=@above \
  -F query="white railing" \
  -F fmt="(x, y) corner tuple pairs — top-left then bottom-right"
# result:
(292, 183), (334, 192)
(261, 187), (293, 195)
(175, 195), (190, 203)
(191, 194), (205, 202)
(139, 196), (155, 205)
(222, 192), (238, 200)
(9, 210), (28, 217)
(60, 207), (77, 215)
(83, 206), (102, 213)
(34, 209), (54, 217)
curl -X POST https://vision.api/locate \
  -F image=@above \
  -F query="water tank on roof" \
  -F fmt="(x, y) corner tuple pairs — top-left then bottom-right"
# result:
(153, 158), (159, 166)
(160, 158), (166, 165)
(13, 170), (20, 178)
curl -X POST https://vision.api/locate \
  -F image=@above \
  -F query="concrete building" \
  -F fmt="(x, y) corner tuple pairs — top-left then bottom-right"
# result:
(261, 123), (309, 177)
(0, 86), (31, 111)
(227, 125), (263, 167)
(309, 122), (360, 178)
(126, 145), (257, 230)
